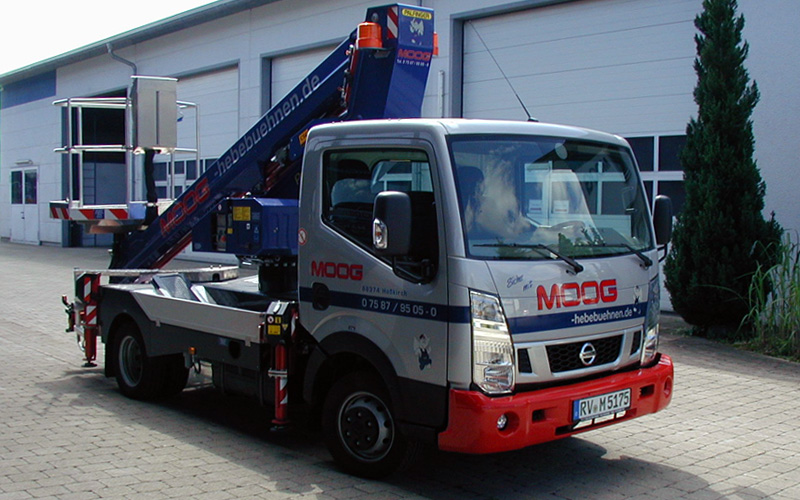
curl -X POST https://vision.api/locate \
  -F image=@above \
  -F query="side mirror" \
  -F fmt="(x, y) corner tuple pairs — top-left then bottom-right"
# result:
(373, 191), (412, 256)
(653, 195), (673, 246)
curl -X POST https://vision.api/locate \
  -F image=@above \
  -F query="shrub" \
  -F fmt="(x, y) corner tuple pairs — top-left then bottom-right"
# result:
(664, 0), (782, 334)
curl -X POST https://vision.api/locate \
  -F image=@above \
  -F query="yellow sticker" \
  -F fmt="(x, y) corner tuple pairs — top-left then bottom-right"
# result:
(268, 324), (281, 336)
(232, 206), (251, 221)
(401, 8), (432, 20)
(299, 129), (309, 146)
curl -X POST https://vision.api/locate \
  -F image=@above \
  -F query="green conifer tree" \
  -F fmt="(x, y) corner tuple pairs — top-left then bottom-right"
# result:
(664, 0), (781, 334)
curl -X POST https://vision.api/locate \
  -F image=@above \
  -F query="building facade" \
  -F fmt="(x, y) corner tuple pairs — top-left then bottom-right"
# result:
(1, 0), (798, 247)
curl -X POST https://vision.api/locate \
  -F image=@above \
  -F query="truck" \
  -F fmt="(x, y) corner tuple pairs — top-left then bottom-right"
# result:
(56, 4), (675, 478)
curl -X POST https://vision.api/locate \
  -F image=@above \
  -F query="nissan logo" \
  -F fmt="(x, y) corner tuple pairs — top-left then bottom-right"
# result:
(579, 342), (597, 366)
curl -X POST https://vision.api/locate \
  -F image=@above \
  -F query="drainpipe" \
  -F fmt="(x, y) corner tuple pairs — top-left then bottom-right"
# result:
(106, 43), (137, 74)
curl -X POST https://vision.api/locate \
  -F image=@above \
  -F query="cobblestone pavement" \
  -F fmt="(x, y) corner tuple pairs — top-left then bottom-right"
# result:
(1, 240), (799, 500)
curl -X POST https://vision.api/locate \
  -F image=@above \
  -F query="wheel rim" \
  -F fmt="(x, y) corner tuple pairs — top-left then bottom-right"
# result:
(119, 335), (143, 387)
(338, 391), (394, 462)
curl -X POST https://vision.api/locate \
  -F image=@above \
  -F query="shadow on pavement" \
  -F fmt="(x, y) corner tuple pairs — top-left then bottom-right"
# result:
(36, 362), (765, 500)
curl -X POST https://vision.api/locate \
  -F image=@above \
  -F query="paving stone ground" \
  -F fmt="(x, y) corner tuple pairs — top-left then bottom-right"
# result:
(1, 240), (798, 499)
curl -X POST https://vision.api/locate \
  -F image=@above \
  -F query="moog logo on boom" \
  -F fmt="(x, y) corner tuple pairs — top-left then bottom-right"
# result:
(159, 178), (210, 236)
(537, 279), (618, 310)
(397, 49), (432, 62)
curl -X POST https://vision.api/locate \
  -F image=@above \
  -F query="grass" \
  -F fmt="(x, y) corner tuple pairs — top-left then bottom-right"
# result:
(740, 234), (800, 361)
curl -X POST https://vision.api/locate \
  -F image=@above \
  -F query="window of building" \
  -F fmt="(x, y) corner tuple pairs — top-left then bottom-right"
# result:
(625, 134), (686, 215)
(627, 137), (654, 172)
(24, 171), (37, 204)
(658, 135), (687, 171)
(152, 157), (209, 201)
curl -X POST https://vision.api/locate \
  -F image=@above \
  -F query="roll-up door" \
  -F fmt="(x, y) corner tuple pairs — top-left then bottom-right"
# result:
(177, 66), (239, 159)
(461, 0), (697, 135)
(270, 45), (337, 106)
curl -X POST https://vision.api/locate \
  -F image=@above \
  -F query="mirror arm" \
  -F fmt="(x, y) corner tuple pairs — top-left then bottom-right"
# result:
(658, 243), (669, 263)
(391, 257), (435, 284)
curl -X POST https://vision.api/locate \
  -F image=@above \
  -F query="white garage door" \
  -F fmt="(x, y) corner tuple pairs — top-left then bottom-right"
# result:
(462, 0), (698, 136)
(177, 66), (239, 159)
(270, 45), (337, 107)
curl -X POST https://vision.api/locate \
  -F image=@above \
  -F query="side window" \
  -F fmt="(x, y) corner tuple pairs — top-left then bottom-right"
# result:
(322, 149), (437, 261)
(324, 154), (376, 247)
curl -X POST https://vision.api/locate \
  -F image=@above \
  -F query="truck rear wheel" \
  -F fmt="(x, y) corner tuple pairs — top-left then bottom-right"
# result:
(113, 322), (166, 400)
(322, 371), (417, 478)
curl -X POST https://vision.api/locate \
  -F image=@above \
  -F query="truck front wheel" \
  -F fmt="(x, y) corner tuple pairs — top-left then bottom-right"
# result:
(322, 371), (417, 478)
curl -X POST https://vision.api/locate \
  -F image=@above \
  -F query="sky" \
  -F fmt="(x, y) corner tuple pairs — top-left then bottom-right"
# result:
(1, 0), (218, 75)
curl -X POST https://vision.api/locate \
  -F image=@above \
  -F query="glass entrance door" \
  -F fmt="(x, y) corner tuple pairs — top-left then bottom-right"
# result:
(10, 168), (39, 244)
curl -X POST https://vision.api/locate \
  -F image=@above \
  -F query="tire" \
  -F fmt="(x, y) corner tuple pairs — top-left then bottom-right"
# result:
(113, 322), (166, 400)
(322, 371), (417, 478)
(161, 354), (189, 397)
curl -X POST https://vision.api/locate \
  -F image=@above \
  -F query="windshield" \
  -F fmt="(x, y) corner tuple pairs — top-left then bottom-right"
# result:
(450, 135), (653, 260)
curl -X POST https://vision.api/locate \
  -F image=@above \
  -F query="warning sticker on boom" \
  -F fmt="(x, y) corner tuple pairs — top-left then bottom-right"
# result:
(232, 206), (251, 222)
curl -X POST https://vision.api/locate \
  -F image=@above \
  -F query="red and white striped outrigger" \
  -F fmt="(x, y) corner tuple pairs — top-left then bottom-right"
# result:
(49, 199), (179, 233)
(50, 203), (134, 222)
(49, 200), (149, 232)
(65, 272), (101, 367)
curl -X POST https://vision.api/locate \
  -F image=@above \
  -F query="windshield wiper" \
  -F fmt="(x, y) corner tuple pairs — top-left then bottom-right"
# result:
(584, 242), (653, 268)
(476, 243), (584, 274)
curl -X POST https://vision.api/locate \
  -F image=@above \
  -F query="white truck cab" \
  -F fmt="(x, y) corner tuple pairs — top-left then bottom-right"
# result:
(297, 119), (673, 465)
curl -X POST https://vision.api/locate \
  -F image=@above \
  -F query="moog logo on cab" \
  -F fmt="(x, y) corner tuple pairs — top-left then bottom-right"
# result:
(537, 279), (618, 310)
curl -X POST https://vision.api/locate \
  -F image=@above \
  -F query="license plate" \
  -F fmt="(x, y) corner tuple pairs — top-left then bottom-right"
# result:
(573, 388), (631, 422)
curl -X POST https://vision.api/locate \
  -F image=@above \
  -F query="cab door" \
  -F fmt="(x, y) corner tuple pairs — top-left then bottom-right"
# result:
(298, 140), (449, 428)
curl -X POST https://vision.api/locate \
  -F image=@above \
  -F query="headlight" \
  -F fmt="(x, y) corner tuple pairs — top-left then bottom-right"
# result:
(641, 276), (661, 366)
(470, 291), (515, 394)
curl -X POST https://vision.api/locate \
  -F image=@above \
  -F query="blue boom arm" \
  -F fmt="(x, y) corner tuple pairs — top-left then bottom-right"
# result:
(110, 4), (435, 271)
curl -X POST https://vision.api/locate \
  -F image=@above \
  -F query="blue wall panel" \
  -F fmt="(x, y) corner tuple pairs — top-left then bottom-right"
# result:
(1, 71), (56, 109)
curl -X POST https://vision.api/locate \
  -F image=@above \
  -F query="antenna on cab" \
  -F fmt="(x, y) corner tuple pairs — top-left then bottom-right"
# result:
(468, 21), (538, 122)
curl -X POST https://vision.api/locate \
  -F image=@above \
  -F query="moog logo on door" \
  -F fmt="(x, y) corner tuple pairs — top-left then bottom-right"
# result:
(311, 261), (363, 281)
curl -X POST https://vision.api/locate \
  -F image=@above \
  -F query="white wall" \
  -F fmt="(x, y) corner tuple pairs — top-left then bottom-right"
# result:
(0, 99), (62, 243)
(2, 0), (798, 245)
(740, 0), (800, 234)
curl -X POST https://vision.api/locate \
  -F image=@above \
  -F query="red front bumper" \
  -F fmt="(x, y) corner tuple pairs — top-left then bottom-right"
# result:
(438, 354), (673, 454)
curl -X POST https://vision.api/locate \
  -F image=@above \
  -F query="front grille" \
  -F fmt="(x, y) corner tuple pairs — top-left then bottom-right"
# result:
(546, 335), (622, 373)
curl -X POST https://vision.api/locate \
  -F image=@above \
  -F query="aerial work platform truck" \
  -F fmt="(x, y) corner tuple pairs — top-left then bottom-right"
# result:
(55, 4), (675, 477)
